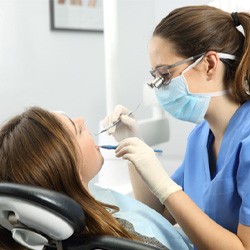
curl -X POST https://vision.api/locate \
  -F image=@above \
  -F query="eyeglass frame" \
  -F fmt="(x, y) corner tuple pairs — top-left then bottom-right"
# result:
(147, 52), (205, 89)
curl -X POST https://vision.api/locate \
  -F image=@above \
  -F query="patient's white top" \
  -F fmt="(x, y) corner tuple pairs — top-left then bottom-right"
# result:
(89, 183), (193, 250)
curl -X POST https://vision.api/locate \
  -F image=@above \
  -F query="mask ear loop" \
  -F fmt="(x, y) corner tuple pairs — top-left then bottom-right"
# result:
(182, 52), (236, 76)
(181, 52), (236, 96)
(180, 55), (205, 94)
(182, 53), (236, 75)
(182, 55), (205, 74)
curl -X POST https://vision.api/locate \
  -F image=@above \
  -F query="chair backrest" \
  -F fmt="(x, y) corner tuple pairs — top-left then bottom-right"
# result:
(0, 182), (85, 250)
(0, 183), (160, 250)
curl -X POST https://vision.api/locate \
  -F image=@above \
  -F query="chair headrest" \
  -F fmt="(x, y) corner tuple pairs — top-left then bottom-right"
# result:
(0, 183), (85, 250)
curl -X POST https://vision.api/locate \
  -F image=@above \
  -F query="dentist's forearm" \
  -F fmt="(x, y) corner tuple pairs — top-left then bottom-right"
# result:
(128, 162), (163, 211)
(128, 162), (176, 224)
(165, 191), (246, 250)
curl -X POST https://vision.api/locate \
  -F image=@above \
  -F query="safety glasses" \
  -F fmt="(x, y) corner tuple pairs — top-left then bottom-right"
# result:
(147, 53), (205, 89)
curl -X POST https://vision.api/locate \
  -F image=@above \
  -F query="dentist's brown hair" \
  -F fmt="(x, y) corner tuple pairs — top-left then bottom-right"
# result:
(153, 5), (250, 102)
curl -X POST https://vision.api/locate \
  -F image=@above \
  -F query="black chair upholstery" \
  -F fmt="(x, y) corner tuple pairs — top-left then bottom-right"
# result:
(61, 235), (160, 250)
(0, 183), (159, 250)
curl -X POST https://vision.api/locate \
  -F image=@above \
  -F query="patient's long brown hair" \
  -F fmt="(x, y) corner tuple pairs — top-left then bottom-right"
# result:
(0, 107), (137, 249)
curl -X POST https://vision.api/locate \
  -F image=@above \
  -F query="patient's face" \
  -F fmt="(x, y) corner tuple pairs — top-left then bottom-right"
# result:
(54, 112), (104, 187)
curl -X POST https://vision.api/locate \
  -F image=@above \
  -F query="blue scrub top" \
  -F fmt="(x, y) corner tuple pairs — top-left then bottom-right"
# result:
(172, 101), (250, 233)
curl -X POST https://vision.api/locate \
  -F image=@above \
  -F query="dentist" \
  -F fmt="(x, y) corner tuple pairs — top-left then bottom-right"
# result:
(103, 5), (250, 250)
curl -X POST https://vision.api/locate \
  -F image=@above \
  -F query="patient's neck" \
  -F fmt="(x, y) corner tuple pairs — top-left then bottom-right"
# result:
(80, 176), (89, 192)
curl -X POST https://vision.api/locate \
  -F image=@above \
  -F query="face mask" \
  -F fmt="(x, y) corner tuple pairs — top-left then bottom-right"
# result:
(155, 53), (234, 124)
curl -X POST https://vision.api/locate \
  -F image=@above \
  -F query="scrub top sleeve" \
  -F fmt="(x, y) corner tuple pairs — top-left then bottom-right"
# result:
(171, 164), (184, 189)
(171, 123), (203, 191)
(237, 138), (250, 226)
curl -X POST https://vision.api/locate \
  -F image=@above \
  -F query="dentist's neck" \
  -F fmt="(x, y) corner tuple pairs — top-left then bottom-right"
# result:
(205, 94), (240, 140)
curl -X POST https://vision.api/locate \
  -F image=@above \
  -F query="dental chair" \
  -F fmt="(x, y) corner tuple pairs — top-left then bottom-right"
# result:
(0, 183), (159, 250)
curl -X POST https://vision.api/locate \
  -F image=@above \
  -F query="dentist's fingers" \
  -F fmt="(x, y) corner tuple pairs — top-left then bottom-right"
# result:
(115, 137), (148, 158)
(102, 105), (132, 133)
(113, 105), (131, 117)
(120, 115), (136, 128)
(115, 143), (133, 158)
(101, 116), (115, 134)
(108, 105), (131, 125)
(116, 137), (182, 204)
(115, 137), (136, 153)
(101, 105), (140, 142)
(116, 137), (149, 150)
(107, 125), (116, 135)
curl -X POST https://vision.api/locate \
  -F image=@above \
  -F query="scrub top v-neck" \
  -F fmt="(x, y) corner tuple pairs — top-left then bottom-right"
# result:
(172, 101), (250, 233)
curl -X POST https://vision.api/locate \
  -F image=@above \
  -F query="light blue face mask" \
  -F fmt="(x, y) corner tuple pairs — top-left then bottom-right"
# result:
(155, 53), (235, 124)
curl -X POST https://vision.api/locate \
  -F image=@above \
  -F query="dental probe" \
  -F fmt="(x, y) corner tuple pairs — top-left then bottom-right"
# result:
(100, 145), (163, 153)
(95, 103), (141, 136)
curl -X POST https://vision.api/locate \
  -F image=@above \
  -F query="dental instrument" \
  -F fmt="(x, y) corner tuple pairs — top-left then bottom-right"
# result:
(100, 145), (163, 153)
(95, 103), (141, 136)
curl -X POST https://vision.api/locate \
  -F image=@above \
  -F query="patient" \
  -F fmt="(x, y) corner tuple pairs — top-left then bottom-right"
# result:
(0, 107), (192, 250)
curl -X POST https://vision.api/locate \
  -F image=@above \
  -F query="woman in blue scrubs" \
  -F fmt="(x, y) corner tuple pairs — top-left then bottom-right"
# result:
(103, 5), (250, 249)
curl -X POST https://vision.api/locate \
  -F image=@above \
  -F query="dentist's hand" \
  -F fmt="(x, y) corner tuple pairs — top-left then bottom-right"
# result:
(115, 137), (182, 204)
(102, 105), (141, 142)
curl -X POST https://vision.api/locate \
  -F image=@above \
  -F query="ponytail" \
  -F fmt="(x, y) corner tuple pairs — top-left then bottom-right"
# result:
(232, 12), (250, 102)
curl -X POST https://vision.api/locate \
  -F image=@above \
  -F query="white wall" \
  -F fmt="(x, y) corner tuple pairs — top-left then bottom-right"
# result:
(0, 0), (218, 192)
(0, 0), (106, 141)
